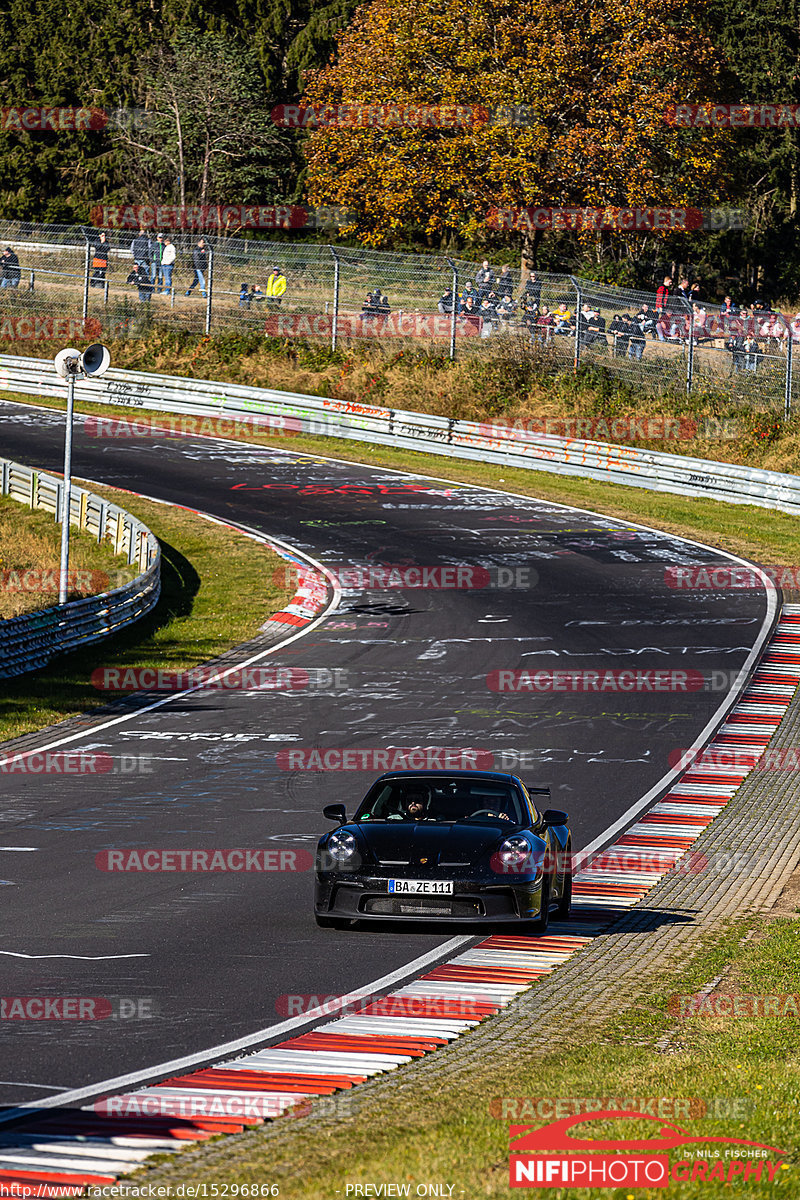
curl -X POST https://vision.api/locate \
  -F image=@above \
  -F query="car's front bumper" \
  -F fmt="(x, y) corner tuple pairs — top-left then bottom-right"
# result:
(314, 872), (545, 922)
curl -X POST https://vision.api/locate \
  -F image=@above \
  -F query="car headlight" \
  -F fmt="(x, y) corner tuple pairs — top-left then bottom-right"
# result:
(498, 836), (537, 870)
(326, 830), (358, 863)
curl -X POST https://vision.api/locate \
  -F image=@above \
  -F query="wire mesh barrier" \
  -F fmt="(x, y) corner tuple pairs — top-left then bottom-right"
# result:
(0, 216), (795, 411)
(0, 457), (161, 679)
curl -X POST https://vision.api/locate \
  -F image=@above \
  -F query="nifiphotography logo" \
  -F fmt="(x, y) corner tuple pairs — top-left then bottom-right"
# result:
(508, 1111), (789, 1188)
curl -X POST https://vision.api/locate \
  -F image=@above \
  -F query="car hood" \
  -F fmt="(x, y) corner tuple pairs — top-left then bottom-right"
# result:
(349, 821), (530, 866)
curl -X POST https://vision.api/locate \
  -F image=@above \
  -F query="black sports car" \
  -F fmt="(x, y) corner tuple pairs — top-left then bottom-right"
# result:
(314, 770), (572, 930)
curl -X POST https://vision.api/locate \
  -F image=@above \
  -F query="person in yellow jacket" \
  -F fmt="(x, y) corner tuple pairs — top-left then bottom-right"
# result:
(265, 267), (287, 308)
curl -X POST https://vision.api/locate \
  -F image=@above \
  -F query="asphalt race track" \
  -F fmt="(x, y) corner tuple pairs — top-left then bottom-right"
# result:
(0, 400), (772, 1106)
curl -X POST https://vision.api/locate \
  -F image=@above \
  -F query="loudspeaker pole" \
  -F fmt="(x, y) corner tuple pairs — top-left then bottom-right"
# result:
(58, 370), (77, 605)
(54, 344), (111, 606)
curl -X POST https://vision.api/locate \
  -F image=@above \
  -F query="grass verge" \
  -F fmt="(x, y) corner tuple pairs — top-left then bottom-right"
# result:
(0, 493), (136, 617)
(0, 483), (293, 742)
(134, 900), (800, 1197)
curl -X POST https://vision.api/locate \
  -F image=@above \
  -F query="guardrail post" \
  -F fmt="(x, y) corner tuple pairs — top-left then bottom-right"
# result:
(103, 277), (109, 306)
(204, 248), (214, 336)
(81, 241), (90, 321)
(786, 325), (794, 419)
(330, 248), (340, 351)
(28, 269), (35, 293)
(447, 258), (458, 362)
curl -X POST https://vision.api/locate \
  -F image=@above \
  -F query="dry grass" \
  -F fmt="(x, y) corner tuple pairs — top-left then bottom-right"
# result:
(0, 494), (135, 618)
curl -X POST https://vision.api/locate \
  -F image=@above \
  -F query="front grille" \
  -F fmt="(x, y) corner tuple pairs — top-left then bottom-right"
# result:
(362, 896), (483, 917)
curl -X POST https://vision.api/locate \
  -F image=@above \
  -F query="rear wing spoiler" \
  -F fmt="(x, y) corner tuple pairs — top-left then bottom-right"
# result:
(527, 786), (551, 798)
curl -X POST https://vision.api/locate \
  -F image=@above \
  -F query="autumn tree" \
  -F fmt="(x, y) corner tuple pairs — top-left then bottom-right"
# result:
(302, 0), (731, 262)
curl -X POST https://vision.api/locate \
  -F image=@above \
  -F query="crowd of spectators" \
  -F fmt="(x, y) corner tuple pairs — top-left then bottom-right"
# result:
(439, 264), (800, 372)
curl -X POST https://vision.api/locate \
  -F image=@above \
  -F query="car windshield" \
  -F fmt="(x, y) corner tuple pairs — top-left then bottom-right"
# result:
(353, 777), (525, 824)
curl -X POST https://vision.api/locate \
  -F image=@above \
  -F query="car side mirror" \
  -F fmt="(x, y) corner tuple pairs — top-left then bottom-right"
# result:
(323, 803), (346, 824)
(543, 809), (568, 826)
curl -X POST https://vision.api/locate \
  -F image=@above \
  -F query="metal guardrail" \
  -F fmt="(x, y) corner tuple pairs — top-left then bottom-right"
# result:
(0, 456), (161, 679)
(1, 353), (800, 517)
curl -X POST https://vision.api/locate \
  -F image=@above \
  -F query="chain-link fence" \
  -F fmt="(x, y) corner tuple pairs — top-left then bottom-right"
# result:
(0, 216), (795, 413)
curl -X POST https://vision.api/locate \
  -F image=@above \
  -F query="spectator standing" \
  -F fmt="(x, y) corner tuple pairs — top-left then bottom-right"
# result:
(655, 275), (672, 337)
(655, 275), (672, 315)
(475, 260), (495, 300)
(160, 237), (176, 293)
(719, 295), (740, 319)
(151, 233), (165, 290)
(0, 246), (20, 288)
(496, 264), (514, 299)
(131, 227), (151, 271)
(479, 297), (497, 337)
(587, 307), (608, 348)
(89, 231), (109, 289)
(725, 329), (747, 371)
(676, 277), (692, 305)
(185, 238), (208, 297)
(520, 293), (538, 330)
(266, 266), (287, 307)
(627, 313), (645, 360)
(360, 288), (380, 324)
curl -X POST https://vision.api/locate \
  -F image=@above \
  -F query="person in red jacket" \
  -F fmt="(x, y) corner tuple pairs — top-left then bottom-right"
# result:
(655, 275), (672, 340)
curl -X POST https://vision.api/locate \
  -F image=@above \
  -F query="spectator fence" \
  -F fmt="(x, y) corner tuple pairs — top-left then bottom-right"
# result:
(0, 217), (795, 414)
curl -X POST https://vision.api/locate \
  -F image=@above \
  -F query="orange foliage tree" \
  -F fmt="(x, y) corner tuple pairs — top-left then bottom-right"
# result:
(302, 0), (730, 254)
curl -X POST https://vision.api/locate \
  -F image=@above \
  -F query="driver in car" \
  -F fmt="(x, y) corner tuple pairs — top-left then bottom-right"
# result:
(402, 787), (434, 821)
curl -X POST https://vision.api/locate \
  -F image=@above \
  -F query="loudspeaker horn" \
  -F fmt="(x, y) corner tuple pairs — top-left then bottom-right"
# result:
(81, 343), (111, 377)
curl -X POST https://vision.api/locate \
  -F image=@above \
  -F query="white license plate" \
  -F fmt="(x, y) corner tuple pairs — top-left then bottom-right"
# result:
(388, 879), (454, 894)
